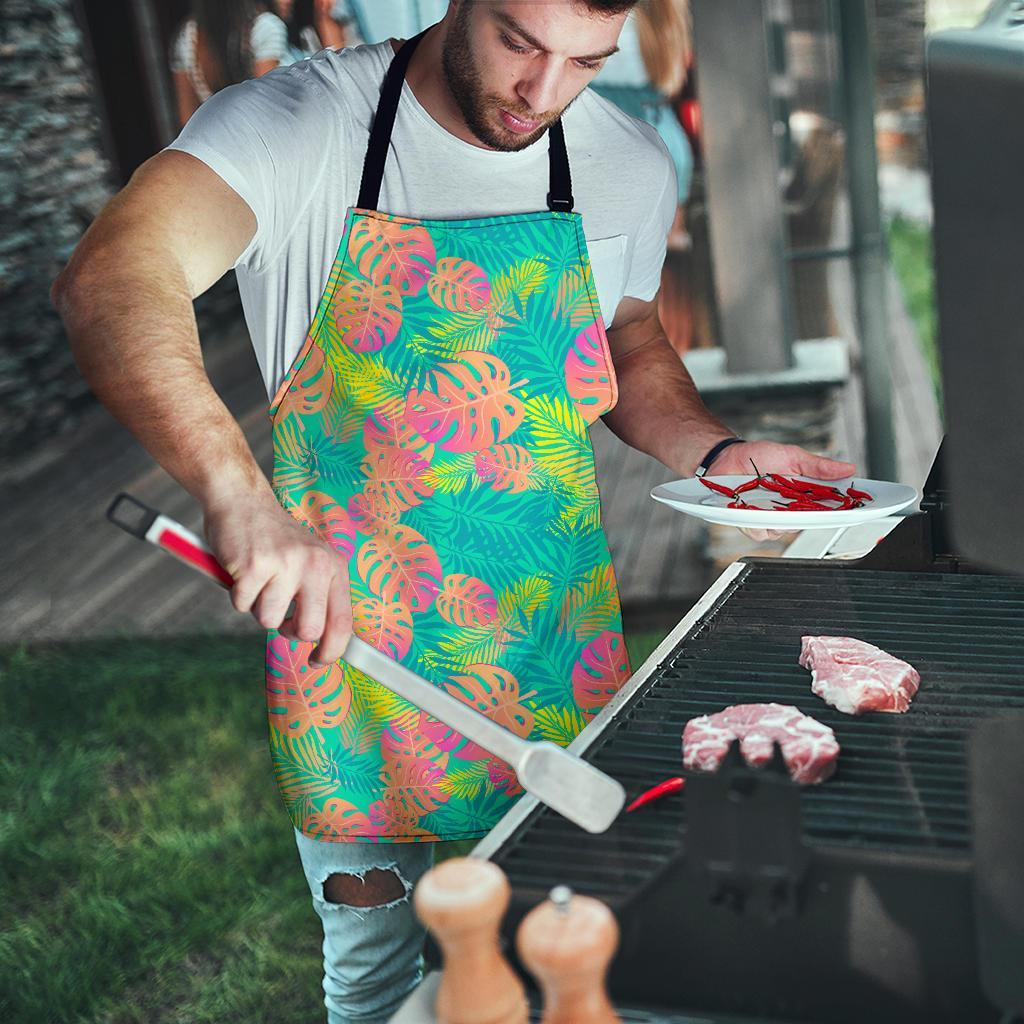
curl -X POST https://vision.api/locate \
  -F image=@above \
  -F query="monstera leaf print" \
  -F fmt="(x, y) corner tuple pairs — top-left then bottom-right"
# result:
(276, 342), (334, 420)
(367, 798), (439, 840)
(436, 574), (498, 628)
(565, 320), (615, 424)
(445, 664), (536, 738)
(405, 351), (527, 452)
(571, 630), (631, 720)
(348, 215), (436, 295)
(265, 635), (352, 738)
(288, 489), (356, 560)
(352, 595), (413, 661)
(419, 714), (492, 763)
(427, 257), (491, 312)
(474, 443), (537, 494)
(361, 447), (434, 511)
(379, 715), (451, 822)
(356, 523), (443, 613)
(302, 797), (376, 841)
(487, 758), (523, 796)
(348, 483), (402, 536)
(363, 409), (435, 463)
(558, 563), (619, 640)
(334, 278), (403, 353)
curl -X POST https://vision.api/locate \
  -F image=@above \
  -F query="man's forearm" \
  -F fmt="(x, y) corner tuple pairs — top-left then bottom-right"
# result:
(601, 332), (734, 477)
(53, 254), (271, 511)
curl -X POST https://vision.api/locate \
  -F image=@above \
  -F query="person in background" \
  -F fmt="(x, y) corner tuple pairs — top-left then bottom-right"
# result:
(592, 0), (693, 233)
(170, 0), (290, 128)
(275, 0), (351, 64)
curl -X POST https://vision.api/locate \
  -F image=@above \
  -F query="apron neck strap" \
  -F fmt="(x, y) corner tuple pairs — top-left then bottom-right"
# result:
(357, 30), (575, 214)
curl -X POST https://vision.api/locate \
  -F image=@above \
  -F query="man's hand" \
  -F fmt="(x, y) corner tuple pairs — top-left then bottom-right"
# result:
(203, 491), (353, 667)
(709, 440), (857, 542)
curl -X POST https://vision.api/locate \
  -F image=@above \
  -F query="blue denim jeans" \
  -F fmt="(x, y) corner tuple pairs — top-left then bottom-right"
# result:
(293, 827), (436, 1024)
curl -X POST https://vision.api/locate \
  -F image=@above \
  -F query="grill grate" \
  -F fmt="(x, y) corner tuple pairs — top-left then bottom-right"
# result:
(492, 563), (1024, 898)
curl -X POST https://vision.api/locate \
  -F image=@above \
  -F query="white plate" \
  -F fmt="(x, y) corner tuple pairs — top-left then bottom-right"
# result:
(650, 476), (920, 530)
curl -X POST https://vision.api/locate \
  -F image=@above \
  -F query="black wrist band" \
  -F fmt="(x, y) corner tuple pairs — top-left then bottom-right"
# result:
(695, 437), (745, 478)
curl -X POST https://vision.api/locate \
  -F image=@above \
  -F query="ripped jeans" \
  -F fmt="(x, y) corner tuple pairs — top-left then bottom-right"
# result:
(293, 827), (436, 1024)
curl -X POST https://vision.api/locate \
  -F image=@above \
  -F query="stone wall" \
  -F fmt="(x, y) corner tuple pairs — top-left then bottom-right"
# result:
(0, 0), (116, 464)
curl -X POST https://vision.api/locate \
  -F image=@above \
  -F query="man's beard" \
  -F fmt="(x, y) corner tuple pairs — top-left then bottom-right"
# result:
(440, 5), (561, 151)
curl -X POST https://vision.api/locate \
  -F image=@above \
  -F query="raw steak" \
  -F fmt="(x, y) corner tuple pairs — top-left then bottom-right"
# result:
(682, 703), (839, 785)
(799, 636), (920, 716)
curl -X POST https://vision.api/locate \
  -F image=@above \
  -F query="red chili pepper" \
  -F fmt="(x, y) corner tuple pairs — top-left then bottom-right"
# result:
(847, 485), (872, 502)
(774, 474), (844, 499)
(782, 498), (834, 511)
(626, 777), (686, 812)
(735, 478), (762, 494)
(699, 478), (737, 498)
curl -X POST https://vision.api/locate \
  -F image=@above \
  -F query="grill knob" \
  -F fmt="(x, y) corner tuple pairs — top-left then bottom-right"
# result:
(516, 888), (621, 1023)
(413, 857), (528, 1024)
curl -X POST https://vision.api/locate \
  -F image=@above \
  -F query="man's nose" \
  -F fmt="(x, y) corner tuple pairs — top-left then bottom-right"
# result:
(516, 62), (562, 119)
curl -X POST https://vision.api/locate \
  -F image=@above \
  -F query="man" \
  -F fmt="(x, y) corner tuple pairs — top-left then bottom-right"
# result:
(52, 2), (855, 1020)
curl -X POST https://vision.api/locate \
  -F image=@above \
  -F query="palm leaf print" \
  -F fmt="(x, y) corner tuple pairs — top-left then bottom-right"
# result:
(405, 351), (528, 453)
(523, 394), (590, 480)
(268, 727), (338, 812)
(348, 215), (436, 295)
(364, 408), (435, 462)
(558, 563), (618, 640)
(421, 452), (479, 495)
(277, 342), (333, 419)
(474, 443), (538, 494)
(534, 704), (589, 747)
(426, 308), (497, 352)
(435, 621), (521, 668)
(347, 661), (419, 735)
(265, 635), (352, 739)
(427, 257), (491, 312)
(554, 484), (603, 535)
(288, 489), (356, 559)
(302, 797), (376, 841)
(438, 760), (490, 801)
(352, 594), (414, 661)
(490, 257), (549, 321)
(324, 340), (406, 415)
(333, 278), (403, 353)
(565, 320), (615, 424)
(553, 266), (601, 328)
(571, 630), (631, 720)
(356, 523), (443, 613)
(444, 664), (536, 738)
(272, 415), (319, 494)
(436, 573), (498, 628)
(496, 575), (552, 630)
(322, 388), (366, 445)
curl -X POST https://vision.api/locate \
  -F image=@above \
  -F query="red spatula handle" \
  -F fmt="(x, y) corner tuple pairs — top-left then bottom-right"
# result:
(106, 492), (234, 589)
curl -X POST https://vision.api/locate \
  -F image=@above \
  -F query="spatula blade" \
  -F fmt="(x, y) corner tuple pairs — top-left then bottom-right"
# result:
(517, 741), (625, 834)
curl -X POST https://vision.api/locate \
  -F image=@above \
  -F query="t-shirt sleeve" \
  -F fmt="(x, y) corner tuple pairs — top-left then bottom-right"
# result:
(164, 65), (338, 273)
(251, 11), (289, 63)
(623, 133), (678, 302)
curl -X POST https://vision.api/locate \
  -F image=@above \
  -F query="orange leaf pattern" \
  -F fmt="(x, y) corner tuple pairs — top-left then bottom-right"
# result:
(266, 208), (624, 843)
(405, 351), (527, 452)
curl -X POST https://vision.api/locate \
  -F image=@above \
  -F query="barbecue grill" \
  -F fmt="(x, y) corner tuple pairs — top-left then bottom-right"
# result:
(466, 9), (1024, 1021)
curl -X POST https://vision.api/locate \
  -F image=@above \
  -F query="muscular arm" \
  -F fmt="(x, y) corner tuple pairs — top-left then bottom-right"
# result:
(51, 151), (352, 663)
(602, 294), (733, 477)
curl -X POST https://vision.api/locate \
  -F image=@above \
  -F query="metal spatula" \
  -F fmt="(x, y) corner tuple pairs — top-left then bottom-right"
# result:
(106, 493), (626, 834)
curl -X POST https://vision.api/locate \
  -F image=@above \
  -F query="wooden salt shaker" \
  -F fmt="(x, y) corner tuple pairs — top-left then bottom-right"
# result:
(516, 885), (621, 1024)
(413, 857), (528, 1024)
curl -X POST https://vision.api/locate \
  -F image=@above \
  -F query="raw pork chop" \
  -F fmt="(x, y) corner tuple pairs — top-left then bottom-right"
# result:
(799, 636), (920, 716)
(682, 703), (839, 785)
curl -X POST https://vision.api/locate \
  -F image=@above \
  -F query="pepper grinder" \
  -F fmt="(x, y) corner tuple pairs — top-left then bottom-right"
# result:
(516, 885), (621, 1024)
(413, 857), (528, 1024)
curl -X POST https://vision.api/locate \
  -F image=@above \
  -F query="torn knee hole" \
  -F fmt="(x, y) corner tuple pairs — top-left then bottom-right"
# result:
(323, 868), (406, 908)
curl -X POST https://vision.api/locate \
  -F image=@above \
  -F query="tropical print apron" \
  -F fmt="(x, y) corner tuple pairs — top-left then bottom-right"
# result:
(264, 31), (631, 843)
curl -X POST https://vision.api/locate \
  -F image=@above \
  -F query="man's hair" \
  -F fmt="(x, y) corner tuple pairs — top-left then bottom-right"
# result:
(577, 0), (640, 13)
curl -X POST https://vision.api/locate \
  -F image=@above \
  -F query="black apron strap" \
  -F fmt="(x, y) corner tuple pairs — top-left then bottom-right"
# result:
(357, 30), (428, 211)
(357, 29), (575, 214)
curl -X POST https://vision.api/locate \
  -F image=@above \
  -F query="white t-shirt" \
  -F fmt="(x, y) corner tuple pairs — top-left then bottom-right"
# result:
(167, 40), (677, 402)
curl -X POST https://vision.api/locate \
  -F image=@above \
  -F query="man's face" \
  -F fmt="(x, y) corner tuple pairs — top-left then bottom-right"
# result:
(441, 1), (627, 151)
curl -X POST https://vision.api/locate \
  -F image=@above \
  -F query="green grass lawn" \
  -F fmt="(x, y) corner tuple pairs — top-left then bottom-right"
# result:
(886, 215), (942, 411)
(0, 630), (665, 1023)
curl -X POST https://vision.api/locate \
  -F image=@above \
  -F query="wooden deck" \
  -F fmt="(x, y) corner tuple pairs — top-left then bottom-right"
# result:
(0, 241), (940, 645)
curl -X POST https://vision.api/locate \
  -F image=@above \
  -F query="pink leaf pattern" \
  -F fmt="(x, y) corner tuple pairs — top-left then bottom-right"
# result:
(405, 351), (527, 452)
(363, 409), (436, 463)
(356, 523), (443, 613)
(427, 256), (491, 312)
(474, 443), (536, 493)
(435, 574), (498, 628)
(288, 489), (355, 560)
(352, 595), (414, 661)
(571, 630), (632, 720)
(487, 758), (523, 796)
(334, 278), (403, 352)
(445, 663), (535, 738)
(348, 215), (436, 296)
(348, 484), (402, 536)
(565, 320), (615, 425)
(361, 447), (434, 511)
(265, 635), (352, 738)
